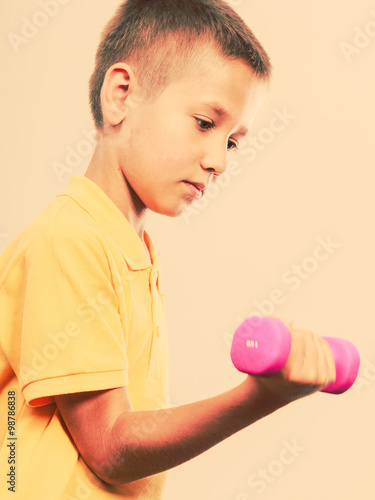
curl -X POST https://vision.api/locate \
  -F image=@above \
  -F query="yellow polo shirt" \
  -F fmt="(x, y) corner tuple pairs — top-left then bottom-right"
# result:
(0, 176), (169, 499)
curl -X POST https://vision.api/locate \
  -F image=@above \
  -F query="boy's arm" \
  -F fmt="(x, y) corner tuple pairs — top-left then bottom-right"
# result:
(55, 325), (335, 485)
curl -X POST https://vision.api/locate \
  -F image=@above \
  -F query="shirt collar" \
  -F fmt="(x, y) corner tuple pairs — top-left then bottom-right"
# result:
(58, 176), (158, 271)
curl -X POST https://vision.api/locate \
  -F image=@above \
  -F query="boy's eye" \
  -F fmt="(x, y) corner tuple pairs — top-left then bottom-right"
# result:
(227, 139), (238, 151)
(195, 117), (214, 131)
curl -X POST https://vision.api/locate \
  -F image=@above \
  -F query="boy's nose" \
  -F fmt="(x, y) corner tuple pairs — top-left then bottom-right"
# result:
(200, 145), (227, 176)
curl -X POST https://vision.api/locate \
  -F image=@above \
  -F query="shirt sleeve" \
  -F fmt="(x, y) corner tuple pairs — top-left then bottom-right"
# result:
(19, 228), (129, 407)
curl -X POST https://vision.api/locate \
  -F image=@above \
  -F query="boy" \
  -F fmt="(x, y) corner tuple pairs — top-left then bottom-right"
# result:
(0, 1), (336, 498)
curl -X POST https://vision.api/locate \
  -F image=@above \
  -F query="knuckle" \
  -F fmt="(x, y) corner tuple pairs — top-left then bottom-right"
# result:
(307, 366), (319, 384)
(299, 329), (316, 348)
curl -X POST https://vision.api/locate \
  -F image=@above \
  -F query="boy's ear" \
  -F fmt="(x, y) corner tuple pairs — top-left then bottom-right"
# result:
(100, 63), (139, 127)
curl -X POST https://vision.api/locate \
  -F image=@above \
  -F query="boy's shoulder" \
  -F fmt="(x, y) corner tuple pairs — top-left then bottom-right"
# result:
(0, 177), (106, 282)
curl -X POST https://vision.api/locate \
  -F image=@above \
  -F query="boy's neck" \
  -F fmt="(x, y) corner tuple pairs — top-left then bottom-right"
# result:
(85, 144), (149, 249)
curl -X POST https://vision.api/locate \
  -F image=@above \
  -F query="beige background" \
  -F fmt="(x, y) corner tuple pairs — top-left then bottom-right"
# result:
(1, 1), (374, 499)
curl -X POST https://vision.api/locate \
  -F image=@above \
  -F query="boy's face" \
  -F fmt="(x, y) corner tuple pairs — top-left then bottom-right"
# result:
(115, 51), (265, 217)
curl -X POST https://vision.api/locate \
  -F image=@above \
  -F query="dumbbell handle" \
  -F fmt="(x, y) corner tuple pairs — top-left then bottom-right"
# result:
(230, 316), (360, 394)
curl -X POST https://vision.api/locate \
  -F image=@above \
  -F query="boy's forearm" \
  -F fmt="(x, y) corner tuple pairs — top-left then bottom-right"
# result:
(101, 377), (284, 484)
(56, 324), (335, 486)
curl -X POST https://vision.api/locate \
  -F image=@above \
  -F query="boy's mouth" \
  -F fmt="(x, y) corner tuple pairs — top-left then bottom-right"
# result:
(182, 180), (206, 200)
(183, 180), (207, 192)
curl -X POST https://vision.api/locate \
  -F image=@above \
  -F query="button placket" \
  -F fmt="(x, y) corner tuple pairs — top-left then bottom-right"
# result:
(146, 268), (162, 396)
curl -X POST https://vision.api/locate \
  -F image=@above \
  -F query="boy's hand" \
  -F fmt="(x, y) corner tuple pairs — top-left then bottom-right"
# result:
(249, 321), (337, 405)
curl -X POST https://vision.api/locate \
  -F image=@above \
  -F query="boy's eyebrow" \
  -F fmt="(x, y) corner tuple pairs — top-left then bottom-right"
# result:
(203, 101), (249, 136)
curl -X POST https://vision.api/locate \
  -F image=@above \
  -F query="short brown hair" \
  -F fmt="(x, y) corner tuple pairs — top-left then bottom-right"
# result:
(89, 0), (272, 130)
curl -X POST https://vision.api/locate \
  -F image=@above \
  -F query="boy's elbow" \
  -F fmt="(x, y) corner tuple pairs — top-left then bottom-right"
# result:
(87, 446), (130, 485)
(90, 456), (122, 486)
(87, 438), (147, 485)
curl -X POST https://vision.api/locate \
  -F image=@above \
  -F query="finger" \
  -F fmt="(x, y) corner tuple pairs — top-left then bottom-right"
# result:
(284, 327), (309, 381)
(313, 334), (330, 387)
(322, 339), (337, 386)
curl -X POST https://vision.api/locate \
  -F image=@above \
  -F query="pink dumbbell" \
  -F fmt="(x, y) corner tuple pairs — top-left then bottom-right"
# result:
(230, 316), (360, 394)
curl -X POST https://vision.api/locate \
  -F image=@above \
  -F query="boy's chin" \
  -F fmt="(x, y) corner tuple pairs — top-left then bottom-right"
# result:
(149, 199), (191, 218)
